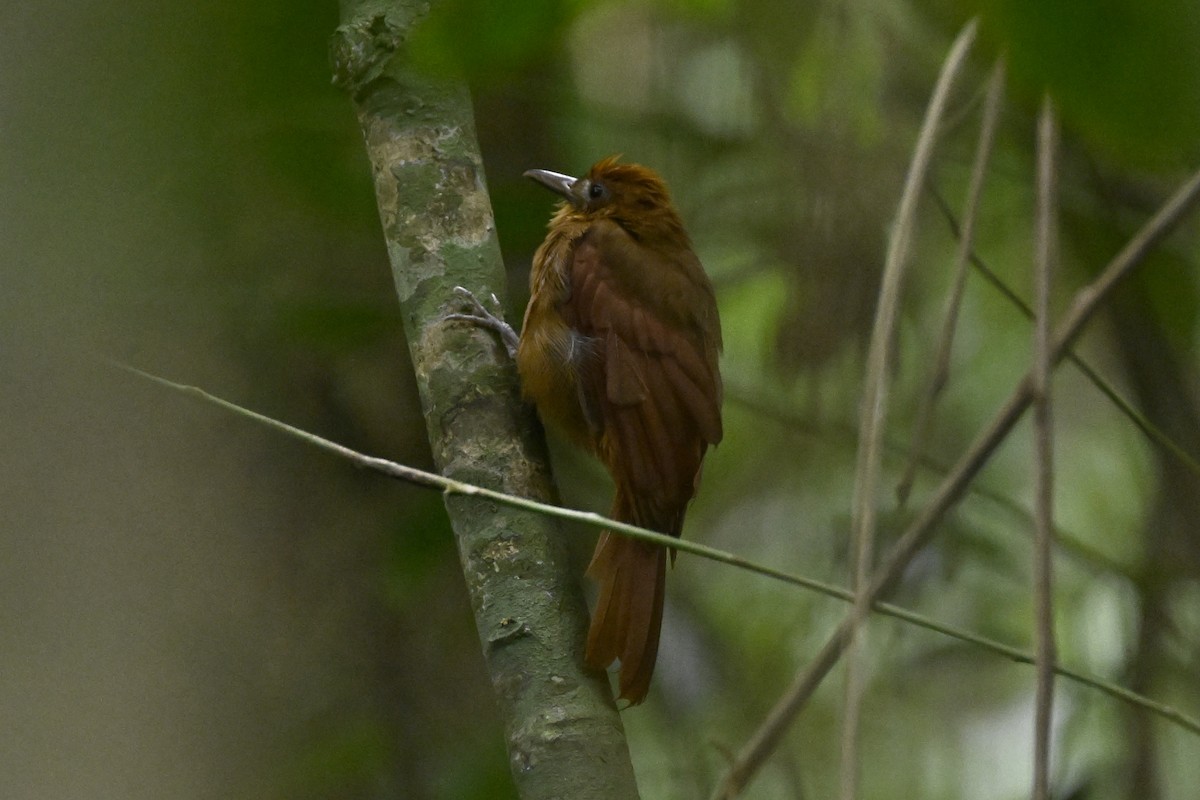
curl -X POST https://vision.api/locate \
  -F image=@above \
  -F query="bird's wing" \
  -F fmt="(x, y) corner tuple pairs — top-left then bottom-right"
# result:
(562, 220), (722, 534)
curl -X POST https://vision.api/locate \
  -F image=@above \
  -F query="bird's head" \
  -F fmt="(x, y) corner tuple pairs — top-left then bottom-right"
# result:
(524, 155), (687, 242)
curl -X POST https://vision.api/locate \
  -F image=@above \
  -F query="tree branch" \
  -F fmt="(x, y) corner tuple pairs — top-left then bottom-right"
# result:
(329, 4), (638, 797)
(929, 190), (1200, 481)
(1031, 95), (1059, 800)
(898, 58), (1005, 505)
(840, 20), (978, 800)
(115, 361), (1200, 745)
(710, 158), (1200, 800)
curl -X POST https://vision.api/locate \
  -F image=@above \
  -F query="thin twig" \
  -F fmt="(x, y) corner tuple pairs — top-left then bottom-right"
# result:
(114, 361), (1200, 744)
(839, 20), (979, 800)
(710, 162), (1200, 800)
(726, 385), (1135, 580)
(929, 190), (1200, 481)
(898, 59), (1005, 505)
(1031, 96), (1058, 800)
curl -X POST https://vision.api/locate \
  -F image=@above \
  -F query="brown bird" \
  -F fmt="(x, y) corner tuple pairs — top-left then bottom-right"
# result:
(516, 156), (723, 704)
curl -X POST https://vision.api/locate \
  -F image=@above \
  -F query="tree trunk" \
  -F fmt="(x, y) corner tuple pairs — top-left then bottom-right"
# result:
(331, 3), (640, 798)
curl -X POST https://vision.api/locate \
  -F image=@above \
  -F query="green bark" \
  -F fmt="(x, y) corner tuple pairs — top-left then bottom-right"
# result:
(331, 3), (640, 798)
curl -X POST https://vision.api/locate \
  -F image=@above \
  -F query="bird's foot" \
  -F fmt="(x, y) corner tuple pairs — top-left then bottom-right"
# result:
(446, 286), (519, 359)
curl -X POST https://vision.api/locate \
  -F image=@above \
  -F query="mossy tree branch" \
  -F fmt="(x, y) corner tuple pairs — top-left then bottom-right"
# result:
(330, 3), (639, 798)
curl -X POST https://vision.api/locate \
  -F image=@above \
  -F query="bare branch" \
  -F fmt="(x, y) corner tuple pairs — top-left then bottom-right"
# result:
(929, 190), (1200, 481)
(710, 159), (1200, 800)
(1031, 95), (1059, 800)
(839, 20), (978, 800)
(898, 59), (1006, 505)
(116, 361), (1200, 747)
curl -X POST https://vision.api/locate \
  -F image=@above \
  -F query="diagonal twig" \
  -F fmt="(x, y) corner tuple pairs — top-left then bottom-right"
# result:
(114, 360), (1200, 743)
(710, 161), (1200, 800)
(897, 58), (1006, 506)
(726, 384), (1137, 580)
(929, 190), (1200, 481)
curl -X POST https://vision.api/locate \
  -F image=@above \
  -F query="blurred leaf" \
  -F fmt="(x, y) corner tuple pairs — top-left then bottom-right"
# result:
(382, 493), (455, 609)
(1063, 202), (1200, 349)
(407, 0), (578, 85)
(654, 0), (737, 19)
(256, 109), (383, 224)
(277, 300), (396, 354)
(1137, 249), (1200, 347)
(787, 11), (885, 145)
(282, 716), (392, 799)
(976, 0), (1200, 167)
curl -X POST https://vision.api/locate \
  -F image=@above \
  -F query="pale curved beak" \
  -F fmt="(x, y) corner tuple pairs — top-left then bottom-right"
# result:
(523, 168), (579, 204)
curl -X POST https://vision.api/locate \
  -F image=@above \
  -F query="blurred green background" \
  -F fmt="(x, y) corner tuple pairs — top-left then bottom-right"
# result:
(3, 1), (1199, 798)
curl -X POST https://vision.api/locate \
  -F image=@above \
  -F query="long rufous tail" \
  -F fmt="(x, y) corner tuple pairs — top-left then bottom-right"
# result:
(584, 526), (669, 705)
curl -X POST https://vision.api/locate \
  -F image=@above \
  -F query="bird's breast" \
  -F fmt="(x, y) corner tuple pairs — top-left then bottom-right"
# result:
(516, 295), (600, 450)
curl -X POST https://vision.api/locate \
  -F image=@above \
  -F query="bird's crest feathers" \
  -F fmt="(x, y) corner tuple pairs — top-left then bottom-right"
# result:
(586, 155), (674, 211)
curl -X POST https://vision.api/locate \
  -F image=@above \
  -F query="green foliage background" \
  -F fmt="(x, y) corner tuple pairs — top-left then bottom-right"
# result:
(2, 1), (1198, 798)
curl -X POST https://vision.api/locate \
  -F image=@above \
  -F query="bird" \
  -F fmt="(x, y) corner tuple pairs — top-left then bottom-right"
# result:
(454, 156), (722, 704)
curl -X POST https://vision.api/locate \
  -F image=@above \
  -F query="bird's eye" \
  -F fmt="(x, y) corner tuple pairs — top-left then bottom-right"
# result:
(588, 181), (607, 200)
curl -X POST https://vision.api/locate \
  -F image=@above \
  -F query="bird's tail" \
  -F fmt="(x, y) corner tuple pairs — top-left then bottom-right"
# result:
(584, 491), (672, 705)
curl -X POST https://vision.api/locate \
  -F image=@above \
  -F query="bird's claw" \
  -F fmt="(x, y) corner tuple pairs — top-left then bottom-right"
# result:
(452, 285), (502, 317)
(446, 286), (519, 359)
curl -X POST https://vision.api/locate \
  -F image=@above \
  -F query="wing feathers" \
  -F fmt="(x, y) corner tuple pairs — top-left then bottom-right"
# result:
(565, 220), (721, 704)
(663, 356), (723, 444)
(566, 230), (722, 530)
